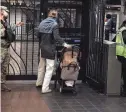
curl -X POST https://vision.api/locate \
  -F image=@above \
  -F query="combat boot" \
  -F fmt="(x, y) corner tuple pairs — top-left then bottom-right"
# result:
(1, 84), (11, 92)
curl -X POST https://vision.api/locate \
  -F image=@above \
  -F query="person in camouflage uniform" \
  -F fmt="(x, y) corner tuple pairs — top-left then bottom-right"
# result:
(0, 6), (11, 92)
(0, 6), (24, 91)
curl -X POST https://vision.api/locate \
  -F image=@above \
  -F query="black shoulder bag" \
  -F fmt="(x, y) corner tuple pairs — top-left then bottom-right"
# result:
(6, 27), (16, 42)
(2, 20), (16, 42)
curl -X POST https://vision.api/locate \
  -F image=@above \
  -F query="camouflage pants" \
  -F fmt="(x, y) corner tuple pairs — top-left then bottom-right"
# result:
(0, 48), (10, 84)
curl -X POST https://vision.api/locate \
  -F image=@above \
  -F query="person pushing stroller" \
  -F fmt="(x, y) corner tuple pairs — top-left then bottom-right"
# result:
(36, 9), (71, 93)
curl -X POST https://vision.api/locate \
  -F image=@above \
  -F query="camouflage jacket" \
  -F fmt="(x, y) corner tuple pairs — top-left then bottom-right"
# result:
(1, 20), (16, 48)
(0, 20), (5, 37)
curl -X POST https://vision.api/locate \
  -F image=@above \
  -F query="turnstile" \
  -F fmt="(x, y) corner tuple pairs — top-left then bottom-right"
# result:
(104, 40), (121, 96)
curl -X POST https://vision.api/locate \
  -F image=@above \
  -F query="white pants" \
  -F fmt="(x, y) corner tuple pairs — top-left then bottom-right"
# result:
(36, 57), (55, 91)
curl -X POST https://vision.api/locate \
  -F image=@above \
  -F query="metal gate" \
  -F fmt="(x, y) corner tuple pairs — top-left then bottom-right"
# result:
(85, 0), (106, 91)
(1, 0), (85, 80)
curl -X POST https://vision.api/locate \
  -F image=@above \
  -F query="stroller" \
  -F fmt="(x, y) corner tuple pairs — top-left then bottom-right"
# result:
(55, 46), (80, 94)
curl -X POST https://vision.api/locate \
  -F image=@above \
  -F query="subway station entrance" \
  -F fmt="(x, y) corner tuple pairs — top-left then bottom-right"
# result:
(2, 0), (106, 91)
(2, 1), (126, 112)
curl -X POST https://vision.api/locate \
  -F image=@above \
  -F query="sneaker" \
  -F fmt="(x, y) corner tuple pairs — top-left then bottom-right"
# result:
(1, 84), (11, 92)
(42, 89), (52, 94)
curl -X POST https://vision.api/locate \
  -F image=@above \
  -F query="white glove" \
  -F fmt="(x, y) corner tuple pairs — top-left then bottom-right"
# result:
(63, 43), (72, 48)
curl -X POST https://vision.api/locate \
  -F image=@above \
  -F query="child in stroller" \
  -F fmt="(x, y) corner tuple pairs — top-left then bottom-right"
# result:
(56, 46), (80, 94)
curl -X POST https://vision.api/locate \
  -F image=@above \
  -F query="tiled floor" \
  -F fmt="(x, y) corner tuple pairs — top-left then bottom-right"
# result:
(1, 83), (126, 112)
(41, 84), (126, 112)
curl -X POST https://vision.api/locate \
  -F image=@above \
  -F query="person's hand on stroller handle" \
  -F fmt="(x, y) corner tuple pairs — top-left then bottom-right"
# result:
(63, 43), (72, 48)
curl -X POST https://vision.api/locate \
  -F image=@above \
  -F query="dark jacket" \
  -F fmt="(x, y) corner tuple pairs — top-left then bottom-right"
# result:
(105, 18), (114, 32)
(38, 17), (64, 59)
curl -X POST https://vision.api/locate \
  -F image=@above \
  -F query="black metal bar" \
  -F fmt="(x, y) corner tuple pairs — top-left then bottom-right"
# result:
(80, 0), (90, 81)
(14, 2), (17, 50)
(9, 64), (15, 76)
(43, 0), (48, 19)
(31, 0), (35, 75)
(70, 0), (72, 28)
(26, 23), (28, 75)
(39, 0), (43, 21)
(99, 0), (106, 82)
(20, 12), (23, 56)
(10, 44), (27, 74)
(6, 74), (83, 80)
(8, 0), (11, 24)
(10, 55), (21, 75)
(75, 0), (78, 28)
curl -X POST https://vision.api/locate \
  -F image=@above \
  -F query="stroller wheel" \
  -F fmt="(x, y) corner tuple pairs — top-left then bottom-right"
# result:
(59, 86), (63, 93)
(72, 88), (77, 95)
(73, 90), (77, 95)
